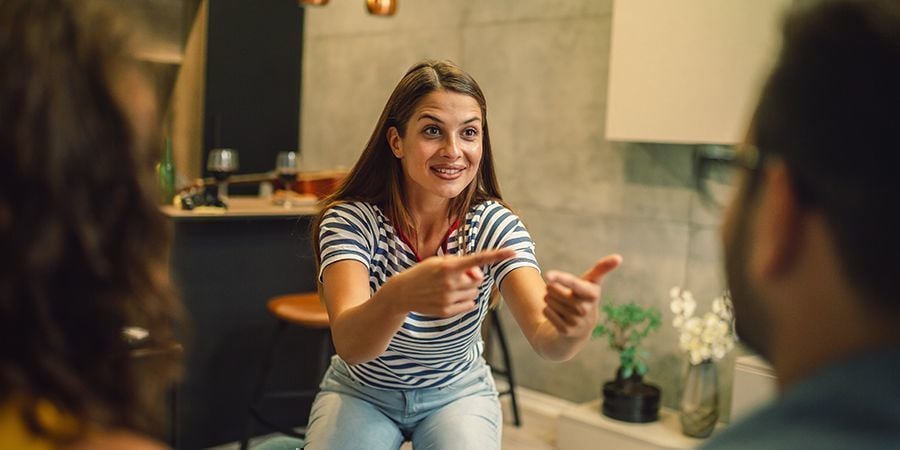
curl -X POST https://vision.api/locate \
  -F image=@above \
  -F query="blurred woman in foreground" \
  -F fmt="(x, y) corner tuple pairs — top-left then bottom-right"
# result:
(0, 0), (181, 448)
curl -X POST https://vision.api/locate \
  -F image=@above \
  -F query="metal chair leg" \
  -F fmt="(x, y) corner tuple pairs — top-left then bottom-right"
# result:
(318, 330), (332, 382)
(240, 321), (287, 450)
(168, 385), (177, 448)
(241, 324), (333, 449)
(491, 310), (522, 427)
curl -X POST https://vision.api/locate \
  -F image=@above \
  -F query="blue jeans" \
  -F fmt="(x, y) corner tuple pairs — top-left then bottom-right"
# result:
(303, 355), (501, 450)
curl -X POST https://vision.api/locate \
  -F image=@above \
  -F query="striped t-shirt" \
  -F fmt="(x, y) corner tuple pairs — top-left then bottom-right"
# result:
(318, 200), (539, 390)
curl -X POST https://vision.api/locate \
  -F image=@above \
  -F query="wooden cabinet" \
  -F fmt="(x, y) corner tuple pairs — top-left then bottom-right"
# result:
(605, 0), (793, 144)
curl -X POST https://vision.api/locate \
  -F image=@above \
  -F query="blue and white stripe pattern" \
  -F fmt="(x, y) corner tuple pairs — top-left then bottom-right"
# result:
(318, 200), (539, 390)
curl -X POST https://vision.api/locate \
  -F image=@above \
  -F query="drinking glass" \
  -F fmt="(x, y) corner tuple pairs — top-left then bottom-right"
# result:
(207, 148), (239, 201)
(275, 151), (299, 206)
(275, 151), (299, 189)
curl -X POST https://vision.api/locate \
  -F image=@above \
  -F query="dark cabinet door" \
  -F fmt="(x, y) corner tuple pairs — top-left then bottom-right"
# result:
(170, 216), (318, 449)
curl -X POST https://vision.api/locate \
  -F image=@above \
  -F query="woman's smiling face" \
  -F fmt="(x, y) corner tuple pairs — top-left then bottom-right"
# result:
(388, 90), (483, 204)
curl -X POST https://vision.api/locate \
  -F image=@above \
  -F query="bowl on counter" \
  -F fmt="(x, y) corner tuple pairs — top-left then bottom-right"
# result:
(296, 170), (346, 199)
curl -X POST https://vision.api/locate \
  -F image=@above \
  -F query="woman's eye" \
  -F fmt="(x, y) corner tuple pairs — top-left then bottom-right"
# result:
(424, 126), (441, 137)
(463, 128), (479, 138)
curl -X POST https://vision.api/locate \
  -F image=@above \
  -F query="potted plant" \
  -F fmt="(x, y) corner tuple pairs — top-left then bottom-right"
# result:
(593, 300), (663, 423)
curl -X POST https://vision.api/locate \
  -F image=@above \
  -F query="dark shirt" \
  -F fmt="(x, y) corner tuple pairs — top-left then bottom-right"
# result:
(703, 349), (900, 449)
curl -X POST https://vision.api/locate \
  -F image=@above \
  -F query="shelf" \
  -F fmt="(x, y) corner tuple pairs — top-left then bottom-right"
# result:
(135, 50), (184, 65)
(557, 401), (724, 450)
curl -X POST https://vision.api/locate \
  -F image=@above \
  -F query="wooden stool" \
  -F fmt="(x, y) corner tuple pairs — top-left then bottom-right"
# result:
(240, 293), (331, 450)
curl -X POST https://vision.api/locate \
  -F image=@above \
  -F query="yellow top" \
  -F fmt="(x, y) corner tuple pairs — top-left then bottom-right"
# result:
(0, 398), (79, 450)
(0, 397), (167, 449)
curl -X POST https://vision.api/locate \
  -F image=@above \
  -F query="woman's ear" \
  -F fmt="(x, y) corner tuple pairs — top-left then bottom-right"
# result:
(387, 127), (403, 158)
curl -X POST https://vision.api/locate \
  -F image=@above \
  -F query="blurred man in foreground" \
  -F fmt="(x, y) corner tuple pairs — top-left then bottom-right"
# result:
(700, 1), (900, 448)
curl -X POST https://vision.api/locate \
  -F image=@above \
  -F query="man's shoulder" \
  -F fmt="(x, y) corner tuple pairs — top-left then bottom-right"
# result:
(705, 358), (900, 450)
(706, 414), (900, 450)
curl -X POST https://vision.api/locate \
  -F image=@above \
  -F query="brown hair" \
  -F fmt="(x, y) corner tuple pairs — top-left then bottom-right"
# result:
(313, 60), (505, 266)
(0, 0), (181, 440)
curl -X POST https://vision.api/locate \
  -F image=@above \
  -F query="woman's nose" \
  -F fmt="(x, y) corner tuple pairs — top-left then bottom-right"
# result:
(440, 136), (462, 159)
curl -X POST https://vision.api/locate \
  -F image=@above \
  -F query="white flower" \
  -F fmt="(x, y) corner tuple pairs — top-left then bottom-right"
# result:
(683, 297), (696, 318)
(669, 286), (697, 318)
(699, 346), (712, 361)
(684, 316), (703, 335)
(670, 286), (681, 300)
(670, 287), (685, 312)
(712, 344), (727, 360)
(683, 292), (696, 315)
(669, 287), (737, 365)
(690, 349), (704, 365)
(715, 321), (729, 336)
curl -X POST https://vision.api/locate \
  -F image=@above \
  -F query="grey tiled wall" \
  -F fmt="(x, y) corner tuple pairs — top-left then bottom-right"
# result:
(301, 0), (742, 420)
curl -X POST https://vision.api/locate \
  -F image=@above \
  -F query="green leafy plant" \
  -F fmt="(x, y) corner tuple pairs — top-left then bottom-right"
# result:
(593, 300), (662, 379)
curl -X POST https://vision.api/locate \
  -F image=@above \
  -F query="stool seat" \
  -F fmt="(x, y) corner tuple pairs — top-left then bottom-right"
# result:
(267, 293), (329, 328)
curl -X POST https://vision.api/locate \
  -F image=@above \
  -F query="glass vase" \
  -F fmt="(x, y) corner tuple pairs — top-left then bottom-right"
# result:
(679, 359), (718, 438)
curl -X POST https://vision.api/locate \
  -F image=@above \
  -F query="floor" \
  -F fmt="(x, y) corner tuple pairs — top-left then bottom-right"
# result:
(209, 395), (556, 450)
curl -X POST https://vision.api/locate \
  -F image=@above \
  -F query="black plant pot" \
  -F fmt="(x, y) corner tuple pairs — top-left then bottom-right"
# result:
(601, 371), (661, 423)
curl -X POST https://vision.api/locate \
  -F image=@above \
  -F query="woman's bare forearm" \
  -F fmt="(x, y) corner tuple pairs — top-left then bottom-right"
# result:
(329, 276), (409, 365)
(531, 320), (592, 361)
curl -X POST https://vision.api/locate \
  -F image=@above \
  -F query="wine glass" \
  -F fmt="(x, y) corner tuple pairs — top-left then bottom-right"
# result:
(275, 151), (299, 206)
(207, 148), (239, 202)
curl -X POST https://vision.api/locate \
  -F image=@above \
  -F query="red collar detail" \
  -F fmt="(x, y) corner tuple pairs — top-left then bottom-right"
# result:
(396, 218), (461, 262)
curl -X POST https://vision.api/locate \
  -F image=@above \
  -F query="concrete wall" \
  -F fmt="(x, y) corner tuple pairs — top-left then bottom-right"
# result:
(167, 0), (207, 180)
(300, 0), (743, 419)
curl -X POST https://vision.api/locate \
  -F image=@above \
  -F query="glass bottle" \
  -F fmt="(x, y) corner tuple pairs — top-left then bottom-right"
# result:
(158, 137), (175, 205)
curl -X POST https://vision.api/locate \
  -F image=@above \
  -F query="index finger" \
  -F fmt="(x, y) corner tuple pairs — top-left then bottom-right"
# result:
(581, 254), (623, 284)
(545, 271), (600, 301)
(446, 248), (516, 271)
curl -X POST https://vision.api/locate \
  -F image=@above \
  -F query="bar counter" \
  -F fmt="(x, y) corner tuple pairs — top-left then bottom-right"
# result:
(161, 195), (318, 220)
(165, 197), (321, 449)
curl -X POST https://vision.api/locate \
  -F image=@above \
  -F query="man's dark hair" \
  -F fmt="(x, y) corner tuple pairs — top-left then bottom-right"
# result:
(752, 0), (900, 307)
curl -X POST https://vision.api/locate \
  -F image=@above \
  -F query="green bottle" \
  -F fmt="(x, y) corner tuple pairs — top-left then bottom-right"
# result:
(158, 137), (175, 205)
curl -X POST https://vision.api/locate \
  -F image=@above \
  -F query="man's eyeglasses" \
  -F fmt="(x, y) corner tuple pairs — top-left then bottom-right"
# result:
(694, 144), (761, 209)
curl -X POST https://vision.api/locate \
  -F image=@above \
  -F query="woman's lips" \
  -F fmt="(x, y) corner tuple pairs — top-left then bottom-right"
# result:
(431, 166), (465, 180)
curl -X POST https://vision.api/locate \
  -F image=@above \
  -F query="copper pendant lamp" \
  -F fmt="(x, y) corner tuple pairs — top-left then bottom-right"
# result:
(366, 0), (397, 16)
(298, 0), (397, 16)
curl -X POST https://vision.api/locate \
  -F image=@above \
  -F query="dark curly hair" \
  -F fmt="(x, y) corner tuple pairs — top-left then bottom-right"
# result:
(0, 0), (182, 440)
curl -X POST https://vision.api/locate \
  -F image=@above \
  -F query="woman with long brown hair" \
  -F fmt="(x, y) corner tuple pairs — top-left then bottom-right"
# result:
(0, 0), (181, 448)
(307, 60), (621, 449)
